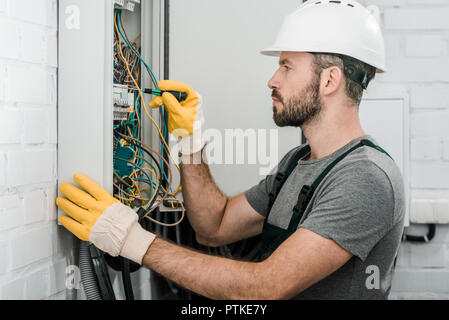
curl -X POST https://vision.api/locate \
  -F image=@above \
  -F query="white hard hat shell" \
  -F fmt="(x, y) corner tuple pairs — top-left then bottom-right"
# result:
(261, 0), (387, 73)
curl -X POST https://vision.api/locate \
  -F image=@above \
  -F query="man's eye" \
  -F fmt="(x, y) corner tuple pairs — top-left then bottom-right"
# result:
(283, 65), (291, 71)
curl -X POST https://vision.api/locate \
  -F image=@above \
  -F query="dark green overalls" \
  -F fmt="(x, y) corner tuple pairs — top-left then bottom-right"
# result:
(257, 139), (393, 261)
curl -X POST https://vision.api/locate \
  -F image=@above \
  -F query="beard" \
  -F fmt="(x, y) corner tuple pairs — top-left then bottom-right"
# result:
(272, 74), (322, 128)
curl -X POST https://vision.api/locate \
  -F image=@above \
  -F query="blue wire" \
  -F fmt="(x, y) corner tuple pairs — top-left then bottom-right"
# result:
(116, 12), (158, 87)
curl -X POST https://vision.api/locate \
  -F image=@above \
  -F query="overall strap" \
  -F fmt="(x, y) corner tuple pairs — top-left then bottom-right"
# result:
(360, 139), (393, 160)
(266, 145), (311, 221)
(286, 139), (393, 232)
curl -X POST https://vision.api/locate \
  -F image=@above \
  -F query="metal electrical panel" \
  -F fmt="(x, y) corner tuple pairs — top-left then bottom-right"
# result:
(58, 0), (165, 300)
(58, 0), (165, 212)
(59, 0), (114, 195)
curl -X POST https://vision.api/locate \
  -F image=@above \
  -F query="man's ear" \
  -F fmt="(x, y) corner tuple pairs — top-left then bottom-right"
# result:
(321, 66), (344, 96)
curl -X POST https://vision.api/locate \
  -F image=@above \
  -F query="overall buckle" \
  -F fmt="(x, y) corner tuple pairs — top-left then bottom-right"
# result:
(293, 185), (314, 213)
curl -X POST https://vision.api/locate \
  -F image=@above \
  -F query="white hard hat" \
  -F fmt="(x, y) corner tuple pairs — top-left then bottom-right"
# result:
(261, 0), (387, 76)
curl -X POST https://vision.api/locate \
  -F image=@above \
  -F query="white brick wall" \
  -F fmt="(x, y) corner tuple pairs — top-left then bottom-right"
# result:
(405, 35), (445, 57)
(0, 0), (76, 300)
(359, 0), (449, 299)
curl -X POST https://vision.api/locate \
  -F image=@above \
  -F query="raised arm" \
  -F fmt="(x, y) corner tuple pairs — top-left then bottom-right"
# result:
(180, 151), (265, 247)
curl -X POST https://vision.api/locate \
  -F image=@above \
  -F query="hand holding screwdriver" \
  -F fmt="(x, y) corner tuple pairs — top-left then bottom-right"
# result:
(143, 88), (187, 102)
(148, 80), (205, 157)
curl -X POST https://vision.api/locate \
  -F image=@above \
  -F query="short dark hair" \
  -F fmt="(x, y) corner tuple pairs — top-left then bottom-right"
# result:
(311, 53), (376, 106)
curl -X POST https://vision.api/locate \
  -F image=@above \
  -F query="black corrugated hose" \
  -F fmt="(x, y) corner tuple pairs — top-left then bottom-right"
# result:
(79, 241), (102, 300)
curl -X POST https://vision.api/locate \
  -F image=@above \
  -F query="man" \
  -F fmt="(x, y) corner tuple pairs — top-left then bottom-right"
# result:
(57, 0), (405, 299)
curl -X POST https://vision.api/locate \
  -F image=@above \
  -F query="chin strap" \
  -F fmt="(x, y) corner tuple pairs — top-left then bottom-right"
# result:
(336, 54), (374, 90)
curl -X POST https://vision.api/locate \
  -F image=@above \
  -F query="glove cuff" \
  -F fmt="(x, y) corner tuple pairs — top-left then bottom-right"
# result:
(178, 134), (206, 156)
(120, 222), (156, 265)
(89, 203), (156, 264)
(178, 93), (205, 157)
(90, 203), (139, 257)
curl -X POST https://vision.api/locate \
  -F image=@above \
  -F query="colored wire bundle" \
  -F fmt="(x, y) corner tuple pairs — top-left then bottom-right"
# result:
(115, 11), (181, 192)
(113, 9), (184, 227)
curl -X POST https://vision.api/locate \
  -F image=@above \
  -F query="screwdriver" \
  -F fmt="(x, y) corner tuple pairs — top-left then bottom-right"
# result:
(142, 89), (187, 102)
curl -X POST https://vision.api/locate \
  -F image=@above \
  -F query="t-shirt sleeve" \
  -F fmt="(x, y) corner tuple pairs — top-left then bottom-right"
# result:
(244, 146), (304, 218)
(300, 160), (395, 262)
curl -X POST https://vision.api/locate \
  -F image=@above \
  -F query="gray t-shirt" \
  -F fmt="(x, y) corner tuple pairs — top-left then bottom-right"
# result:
(245, 135), (405, 300)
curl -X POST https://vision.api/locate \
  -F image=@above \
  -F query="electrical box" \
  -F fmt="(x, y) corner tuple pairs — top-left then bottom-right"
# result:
(59, 0), (164, 194)
(59, 0), (169, 300)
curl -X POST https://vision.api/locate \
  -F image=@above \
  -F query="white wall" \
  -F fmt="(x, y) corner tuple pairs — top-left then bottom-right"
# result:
(359, 0), (449, 299)
(0, 0), (74, 300)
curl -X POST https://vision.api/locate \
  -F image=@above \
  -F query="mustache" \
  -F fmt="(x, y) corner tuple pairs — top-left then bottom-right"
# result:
(272, 90), (283, 102)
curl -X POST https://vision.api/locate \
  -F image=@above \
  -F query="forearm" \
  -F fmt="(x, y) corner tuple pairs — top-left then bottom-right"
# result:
(142, 237), (271, 300)
(180, 150), (228, 237)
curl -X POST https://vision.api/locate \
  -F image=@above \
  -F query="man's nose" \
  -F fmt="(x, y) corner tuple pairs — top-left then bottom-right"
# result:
(268, 75), (279, 90)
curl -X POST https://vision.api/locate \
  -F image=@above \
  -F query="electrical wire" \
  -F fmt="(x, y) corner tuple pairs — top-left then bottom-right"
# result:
(114, 22), (159, 204)
(113, 10), (185, 230)
(115, 132), (184, 226)
(116, 10), (177, 193)
(119, 12), (157, 89)
(144, 200), (186, 227)
(117, 11), (158, 87)
(113, 157), (154, 190)
(115, 13), (178, 172)
(115, 132), (166, 185)
(108, 10), (188, 303)
(115, 131), (180, 198)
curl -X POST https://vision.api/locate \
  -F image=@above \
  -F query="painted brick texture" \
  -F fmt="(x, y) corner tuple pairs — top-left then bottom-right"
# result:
(0, 0), (75, 300)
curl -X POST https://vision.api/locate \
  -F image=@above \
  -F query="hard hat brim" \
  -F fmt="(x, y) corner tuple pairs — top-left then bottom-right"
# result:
(260, 48), (282, 57)
(260, 48), (387, 73)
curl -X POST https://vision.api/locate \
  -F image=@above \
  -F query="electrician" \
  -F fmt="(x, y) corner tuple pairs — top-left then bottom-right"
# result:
(56, 0), (405, 300)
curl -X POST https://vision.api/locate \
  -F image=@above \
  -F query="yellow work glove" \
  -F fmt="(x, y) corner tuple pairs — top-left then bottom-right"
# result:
(149, 80), (205, 157)
(56, 174), (156, 265)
